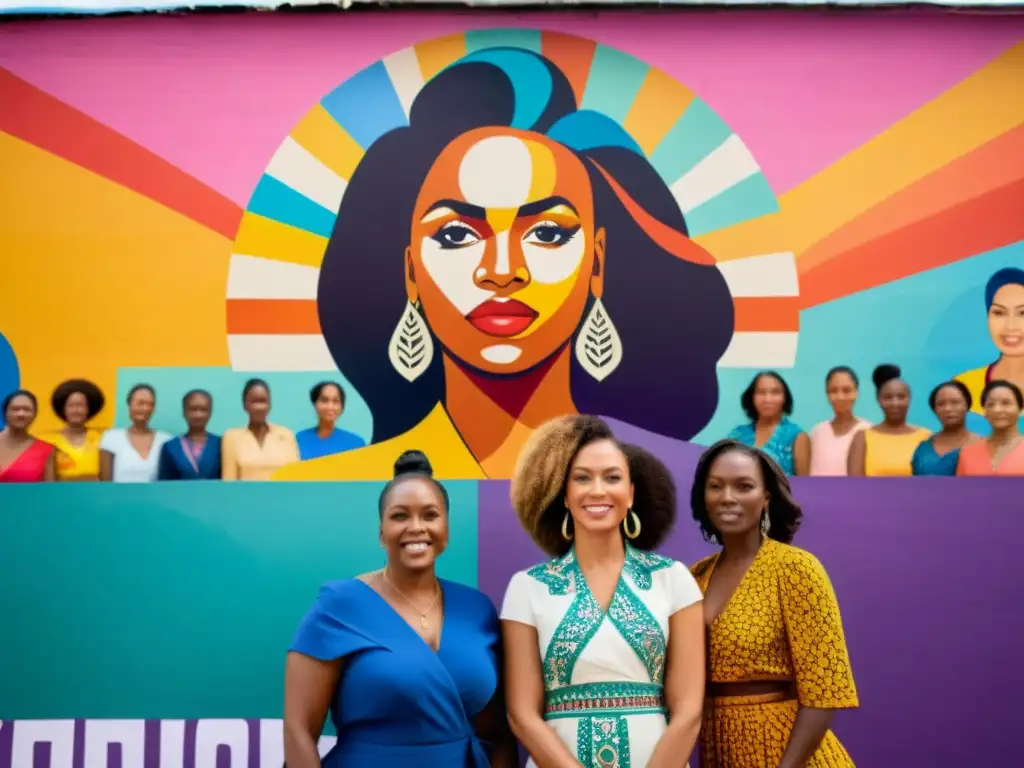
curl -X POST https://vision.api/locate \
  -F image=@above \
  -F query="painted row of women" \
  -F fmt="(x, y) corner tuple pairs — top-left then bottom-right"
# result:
(0, 377), (364, 483)
(730, 364), (1024, 477)
(284, 418), (859, 768)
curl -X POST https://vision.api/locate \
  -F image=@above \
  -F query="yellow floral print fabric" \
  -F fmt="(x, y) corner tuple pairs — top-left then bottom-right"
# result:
(691, 539), (859, 767)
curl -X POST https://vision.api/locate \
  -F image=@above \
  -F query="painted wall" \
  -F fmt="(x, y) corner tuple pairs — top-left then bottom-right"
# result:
(1, 477), (1021, 766)
(2, 11), (1024, 478)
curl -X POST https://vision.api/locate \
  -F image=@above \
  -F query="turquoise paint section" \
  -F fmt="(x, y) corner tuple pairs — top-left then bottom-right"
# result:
(246, 175), (337, 238)
(320, 60), (408, 149)
(684, 172), (779, 237)
(464, 28), (542, 54)
(579, 45), (650, 125)
(649, 99), (733, 183)
(111, 367), (373, 441)
(694, 240), (1024, 444)
(0, 481), (479, 720)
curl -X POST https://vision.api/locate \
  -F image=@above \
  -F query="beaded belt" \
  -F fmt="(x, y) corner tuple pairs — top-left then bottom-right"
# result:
(544, 681), (666, 720)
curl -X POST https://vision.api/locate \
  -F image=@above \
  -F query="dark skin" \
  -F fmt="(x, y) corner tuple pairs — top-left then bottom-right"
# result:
(58, 391), (97, 481)
(100, 388), (157, 481)
(0, 395), (56, 481)
(283, 478), (517, 768)
(928, 386), (976, 458)
(848, 379), (923, 475)
(750, 375), (810, 475)
(703, 450), (837, 768)
(981, 385), (1023, 466)
(184, 393), (212, 442)
(245, 385), (271, 445)
(314, 385), (343, 439)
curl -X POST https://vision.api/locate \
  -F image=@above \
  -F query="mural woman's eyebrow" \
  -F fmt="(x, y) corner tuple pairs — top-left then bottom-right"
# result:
(517, 196), (579, 218)
(420, 199), (487, 222)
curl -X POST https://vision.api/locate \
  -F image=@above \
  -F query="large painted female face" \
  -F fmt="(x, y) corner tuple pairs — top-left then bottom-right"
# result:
(988, 282), (1024, 357)
(407, 127), (604, 374)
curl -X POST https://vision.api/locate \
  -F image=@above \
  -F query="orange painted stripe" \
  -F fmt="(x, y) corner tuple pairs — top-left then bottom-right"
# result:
(226, 296), (795, 335)
(541, 31), (596, 106)
(226, 299), (321, 335)
(624, 69), (694, 156)
(800, 123), (1024, 274)
(800, 177), (1024, 309)
(733, 297), (800, 333)
(0, 68), (243, 240)
(415, 33), (467, 82)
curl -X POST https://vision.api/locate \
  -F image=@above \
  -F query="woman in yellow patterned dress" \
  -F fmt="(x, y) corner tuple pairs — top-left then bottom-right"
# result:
(689, 440), (858, 767)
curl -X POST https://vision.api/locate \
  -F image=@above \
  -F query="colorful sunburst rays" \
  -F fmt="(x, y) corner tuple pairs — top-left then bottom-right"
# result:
(225, 30), (800, 373)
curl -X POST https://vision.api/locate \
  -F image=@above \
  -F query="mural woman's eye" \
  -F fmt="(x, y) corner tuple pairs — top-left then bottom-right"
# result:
(524, 221), (580, 248)
(431, 222), (482, 249)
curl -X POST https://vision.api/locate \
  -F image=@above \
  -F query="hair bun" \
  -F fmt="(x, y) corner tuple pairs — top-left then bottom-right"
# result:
(872, 363), (901, 389)
(393, 449), (433, 478)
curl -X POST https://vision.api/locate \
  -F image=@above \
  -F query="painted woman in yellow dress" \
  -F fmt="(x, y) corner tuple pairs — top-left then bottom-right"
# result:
(42, 378), (107, 482)
(690, 440), (858, 767)
(273, 48), (735, 482)
(956, 267), (1024, 425)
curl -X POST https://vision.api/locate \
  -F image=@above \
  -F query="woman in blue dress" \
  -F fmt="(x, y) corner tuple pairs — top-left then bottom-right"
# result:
(911, 380), (977, 476)
(157, 390), (221, 480)
(295, 381), (366, 461)
(284, 450), (516, 768)
(726, 371), (809, 475)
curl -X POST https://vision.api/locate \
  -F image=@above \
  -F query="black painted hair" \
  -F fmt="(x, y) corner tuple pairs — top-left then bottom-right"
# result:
(740, 371), (794, 422)
(51, 379), (105, 421)
(825, 366), (859, 388)
(377, 450), (450, 518)
(872, 363), (904, 395)
(310, 381), (346, 406)
(981, 379), (1024, 409)
(242, 378), (269, 401)
(928, 380), (972, 412)
(126, 383), (155, 405)
(317, 49), (734, 446)
(2, 389), (37, 416)
(691, 439), (803, 545)
(182, 389), (212, 408)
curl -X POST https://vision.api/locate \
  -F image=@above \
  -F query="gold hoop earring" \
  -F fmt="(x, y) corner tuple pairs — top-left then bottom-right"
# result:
(623, 508), (641, 540)
(562, 512), (573, 542)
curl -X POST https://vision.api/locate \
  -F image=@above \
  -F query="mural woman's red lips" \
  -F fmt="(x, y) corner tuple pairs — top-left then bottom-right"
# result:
(466, 300), (538, 337)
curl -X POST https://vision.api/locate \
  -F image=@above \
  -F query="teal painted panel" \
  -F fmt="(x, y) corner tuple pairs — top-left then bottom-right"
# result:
(112, 366), (373, 441)
(0, 481), (478, 720)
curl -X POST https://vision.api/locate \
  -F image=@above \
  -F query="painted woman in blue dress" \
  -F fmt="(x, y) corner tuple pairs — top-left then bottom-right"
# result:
(726, 372), (809, 476)
(501, 416), (705, 768)
(284, 450), (516, 768)
(157, 390), (222, 480)
(910, 381), (977, 476)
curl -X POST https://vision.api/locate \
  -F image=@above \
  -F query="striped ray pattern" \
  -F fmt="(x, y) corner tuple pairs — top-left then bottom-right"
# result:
(226, 30), (798, 372)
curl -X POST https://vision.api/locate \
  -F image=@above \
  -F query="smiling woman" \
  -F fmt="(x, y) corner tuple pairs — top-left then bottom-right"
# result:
(275, 47), (735, 481)
(283, 450), (516, 768)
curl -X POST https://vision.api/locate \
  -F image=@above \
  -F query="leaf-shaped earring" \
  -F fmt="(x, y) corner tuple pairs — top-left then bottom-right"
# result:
(388, 300), (434, 382)
(574, 297), (623, 382)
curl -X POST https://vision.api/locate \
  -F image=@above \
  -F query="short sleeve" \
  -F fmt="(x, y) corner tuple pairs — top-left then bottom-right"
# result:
(668, 561), (703, 614)
(289, 582), (378, 661)
(726, 425), (744, 442)
(780, 552), (859, 709)
(99, 429), (118, 452)
(500, 571), (536, 627)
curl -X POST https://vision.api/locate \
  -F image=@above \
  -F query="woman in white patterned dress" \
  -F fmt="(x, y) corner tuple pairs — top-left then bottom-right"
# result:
(501, 415), (705, 768)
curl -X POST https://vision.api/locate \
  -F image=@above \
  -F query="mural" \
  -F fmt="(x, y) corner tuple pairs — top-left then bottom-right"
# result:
(2, 13), (1024, 475)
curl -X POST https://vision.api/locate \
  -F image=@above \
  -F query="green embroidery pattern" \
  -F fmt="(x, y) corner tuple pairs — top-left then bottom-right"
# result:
(528, 547), (675, 690)
(576, 715), (632, 768)
(608, 584), (668, 684)
(622, 546), (673, 590)
(545, 681), (665, 720)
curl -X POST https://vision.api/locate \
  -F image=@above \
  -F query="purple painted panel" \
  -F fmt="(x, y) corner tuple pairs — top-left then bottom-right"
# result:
(477, 476), (1024, 766)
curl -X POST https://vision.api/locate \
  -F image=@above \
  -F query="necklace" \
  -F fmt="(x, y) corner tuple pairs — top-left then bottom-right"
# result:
(381, 570), (441, 630)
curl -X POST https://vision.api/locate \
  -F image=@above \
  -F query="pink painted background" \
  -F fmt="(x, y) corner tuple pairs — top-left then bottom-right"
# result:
(2, 10), (1020, 207)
